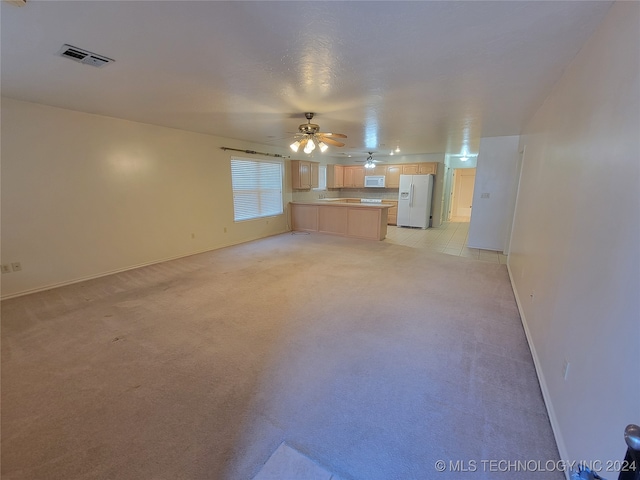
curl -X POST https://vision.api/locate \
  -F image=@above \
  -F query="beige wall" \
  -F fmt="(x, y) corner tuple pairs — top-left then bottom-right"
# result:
(1, 98), (292, 298)
(508, 1), (639, 470)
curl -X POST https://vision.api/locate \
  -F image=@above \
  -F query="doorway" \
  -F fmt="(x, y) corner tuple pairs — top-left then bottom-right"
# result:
(451, 168), (476, 219)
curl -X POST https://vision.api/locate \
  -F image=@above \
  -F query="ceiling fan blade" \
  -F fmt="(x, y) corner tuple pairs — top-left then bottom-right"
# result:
(298, 137), (309, 150)
(318, 132), (347, 139)
(318, 137), (345, 147)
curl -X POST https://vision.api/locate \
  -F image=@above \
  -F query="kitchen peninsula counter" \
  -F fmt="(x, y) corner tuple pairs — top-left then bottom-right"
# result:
(290, 201), (391, 240)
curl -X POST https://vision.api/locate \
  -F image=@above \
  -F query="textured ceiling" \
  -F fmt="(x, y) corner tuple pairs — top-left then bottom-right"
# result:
(1, 1), (613, 159)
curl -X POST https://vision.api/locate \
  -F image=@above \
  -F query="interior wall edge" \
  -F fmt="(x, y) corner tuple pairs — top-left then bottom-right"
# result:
(506, 263), (570, 480)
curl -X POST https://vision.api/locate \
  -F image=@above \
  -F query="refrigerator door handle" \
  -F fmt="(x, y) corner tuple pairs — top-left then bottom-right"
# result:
(410, 184), (414, 207)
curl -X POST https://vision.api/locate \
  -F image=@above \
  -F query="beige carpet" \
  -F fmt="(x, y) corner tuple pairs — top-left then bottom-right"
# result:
(1, 232), (561, 479)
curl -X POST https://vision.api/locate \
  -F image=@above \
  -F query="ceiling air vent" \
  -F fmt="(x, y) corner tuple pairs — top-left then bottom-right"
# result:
(57, 44), (114, 68)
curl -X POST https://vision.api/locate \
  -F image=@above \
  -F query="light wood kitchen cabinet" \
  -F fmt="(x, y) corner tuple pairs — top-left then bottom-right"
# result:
(402, 163), (420, 175)
(386, 165), (401, 188)
(331, 162), (438, 190)
(291, 160), (319, 189)
(373, 165), (387, 176)
(326, 164), (344, 188)
(343, 167), (354, 188)
(353, 166), (365, 187)
(290, 203), (318, 231)
(385, 200), (398, 225)
(418, 162), (438, 175)
(290, 202), (389, 241)
(343, 165), (365, 188)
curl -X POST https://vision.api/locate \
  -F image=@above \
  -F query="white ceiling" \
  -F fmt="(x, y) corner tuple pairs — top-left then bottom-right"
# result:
(1, 0), (613, 159)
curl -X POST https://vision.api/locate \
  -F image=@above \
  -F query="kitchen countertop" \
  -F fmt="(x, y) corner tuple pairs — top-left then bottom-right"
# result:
(317, 197), (396, 200)
(291, 200), (393, 208)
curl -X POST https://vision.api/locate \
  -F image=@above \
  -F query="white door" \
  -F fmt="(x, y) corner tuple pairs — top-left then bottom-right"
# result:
(452, 168), (476, 218)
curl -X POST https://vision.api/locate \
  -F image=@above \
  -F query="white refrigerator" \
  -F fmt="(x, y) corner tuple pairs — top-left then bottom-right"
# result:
(397, 174), (434, 229)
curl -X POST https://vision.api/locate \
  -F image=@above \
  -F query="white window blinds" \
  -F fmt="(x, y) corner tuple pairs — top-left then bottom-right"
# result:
(231, 157), (283, 222)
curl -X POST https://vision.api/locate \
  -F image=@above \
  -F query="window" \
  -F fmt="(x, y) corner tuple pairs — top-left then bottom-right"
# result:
(231, 157), (283, 221)
(313, 165), (327, 191)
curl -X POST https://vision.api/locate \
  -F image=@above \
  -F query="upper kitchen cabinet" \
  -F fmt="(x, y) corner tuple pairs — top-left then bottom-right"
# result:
(373, 165), (387, 176)
(326, 164), (344, 188)
(386, 165), (401, 188)
(418, 162), (438, 175)
(401, 164), (420, 175)
(291, 160), (319, 189)
(343, 165), (365, 188)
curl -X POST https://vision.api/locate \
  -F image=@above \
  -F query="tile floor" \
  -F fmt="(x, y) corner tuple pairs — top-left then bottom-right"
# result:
(384, 217), (508, 264)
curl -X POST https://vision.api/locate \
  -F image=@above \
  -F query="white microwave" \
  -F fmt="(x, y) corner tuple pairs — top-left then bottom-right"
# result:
(364, 175), (386, 188)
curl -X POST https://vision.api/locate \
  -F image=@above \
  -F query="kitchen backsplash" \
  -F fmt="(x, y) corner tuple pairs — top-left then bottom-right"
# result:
(291, 190), (339, 202)
(332, 188), (400, 200)
(292, 188), (400, 202)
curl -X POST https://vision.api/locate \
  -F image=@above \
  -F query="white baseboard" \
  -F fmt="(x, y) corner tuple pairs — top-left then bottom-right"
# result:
(1, 230), (289, 301)
(507, 262), (571, 480)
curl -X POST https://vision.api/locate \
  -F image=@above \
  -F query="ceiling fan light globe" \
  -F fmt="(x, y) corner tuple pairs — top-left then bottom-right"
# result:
(318, 141), (328, 153)
(290, 140), (301, 152)
(304, 138), (315, 154)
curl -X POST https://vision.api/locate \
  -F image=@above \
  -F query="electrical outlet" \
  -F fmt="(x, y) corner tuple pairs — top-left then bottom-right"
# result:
(191, 233), (195, 239)
(224, 227), (227, 233)
(481, 192), (490, 199)
(562, 359), (570, 381)
(1, 264), (11, 274)
(11, 262), (22, 272)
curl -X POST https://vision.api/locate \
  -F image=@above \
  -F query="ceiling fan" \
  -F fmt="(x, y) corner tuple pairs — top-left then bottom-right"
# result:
(290, 113), (347, 154)
(355, 152), (385, 169)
